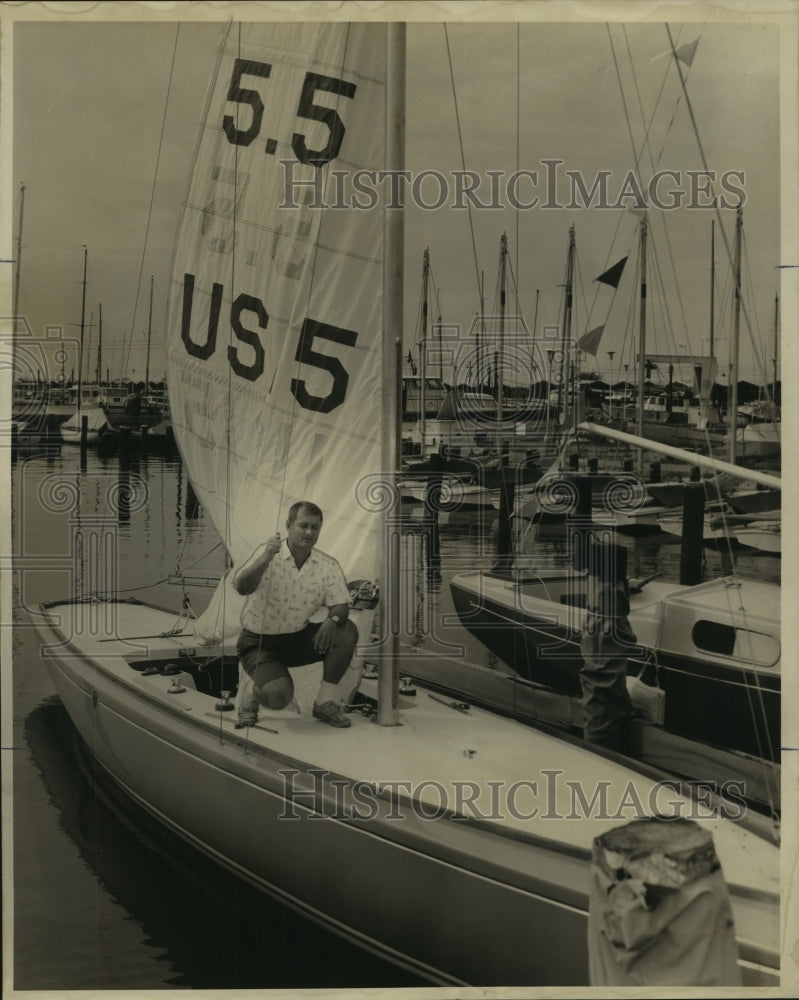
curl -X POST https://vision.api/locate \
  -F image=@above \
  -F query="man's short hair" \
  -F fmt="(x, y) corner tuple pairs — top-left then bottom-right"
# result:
(287, 500), (324, 525)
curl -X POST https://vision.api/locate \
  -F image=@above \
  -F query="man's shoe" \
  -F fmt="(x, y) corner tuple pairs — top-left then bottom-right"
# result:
(312, 700), (352, 728)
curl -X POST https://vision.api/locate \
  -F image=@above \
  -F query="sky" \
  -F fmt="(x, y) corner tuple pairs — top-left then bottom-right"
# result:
(4, 5), (795, 388)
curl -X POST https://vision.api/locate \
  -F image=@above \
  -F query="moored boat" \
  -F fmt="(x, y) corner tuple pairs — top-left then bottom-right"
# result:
(450, 420), (781, 811)
(59, 404), (109, 445)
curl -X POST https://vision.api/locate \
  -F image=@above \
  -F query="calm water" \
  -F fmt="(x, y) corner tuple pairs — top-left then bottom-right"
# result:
(10, 445), (779, 989)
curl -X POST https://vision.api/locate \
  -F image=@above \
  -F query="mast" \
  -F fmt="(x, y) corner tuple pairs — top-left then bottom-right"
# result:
(13, 183), (25, 329)
(497, 232), (507, 423)
(145, 274), (154, 394)
(727, 206), (742, 465)
(560, 225), (575, 427)
(437, 307), (443, 382)
(478, 269), (485, 390)
(86, 312), (93, 386)
(377, 21), (405, 727)
(772, 292), (779, 404)
(97, 303), (103, 385)
(636, 214), (648, 471)
(420, 247), (429, 451)
(709, 219), (715, 360)
(78, 245), (88, 412)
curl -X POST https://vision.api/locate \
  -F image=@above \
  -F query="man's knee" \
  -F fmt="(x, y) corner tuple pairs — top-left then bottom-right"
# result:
(255, 676), (294, 710)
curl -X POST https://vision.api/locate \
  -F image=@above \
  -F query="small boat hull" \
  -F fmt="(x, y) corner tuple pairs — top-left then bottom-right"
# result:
(733, 523), (781, 554)
(60, 427), (102, 445)
(60, 407), (108, 445)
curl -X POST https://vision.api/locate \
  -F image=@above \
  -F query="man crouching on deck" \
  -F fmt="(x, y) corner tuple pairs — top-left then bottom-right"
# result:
(232, 500), (358, 729)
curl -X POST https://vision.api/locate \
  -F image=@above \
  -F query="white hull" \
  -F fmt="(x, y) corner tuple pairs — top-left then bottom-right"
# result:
(590, 504), (669, 534)
(59, 406), (108, 445)
(657, 511), (731, 542)
(60, 427), (102, 445)
(399, 479), (499, 511)
(733, 522), (781, 554)
(730, 423), (781, 460)
(34, 598), (779, 986)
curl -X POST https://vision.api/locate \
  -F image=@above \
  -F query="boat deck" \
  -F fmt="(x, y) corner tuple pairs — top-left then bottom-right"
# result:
(40, 599), (777, 861)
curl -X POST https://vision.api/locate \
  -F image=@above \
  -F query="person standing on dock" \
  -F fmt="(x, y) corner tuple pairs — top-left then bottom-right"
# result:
(232, 501), (358, 729)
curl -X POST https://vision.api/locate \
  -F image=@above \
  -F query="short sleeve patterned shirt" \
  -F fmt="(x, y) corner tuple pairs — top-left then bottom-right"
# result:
(238, 541), (351, 635)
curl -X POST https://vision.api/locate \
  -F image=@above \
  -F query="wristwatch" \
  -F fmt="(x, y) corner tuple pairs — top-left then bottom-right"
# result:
(328, 614), (341, 625)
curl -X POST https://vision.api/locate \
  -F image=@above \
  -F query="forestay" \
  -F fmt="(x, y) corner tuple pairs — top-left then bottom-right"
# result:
(166, 23), (385, 639)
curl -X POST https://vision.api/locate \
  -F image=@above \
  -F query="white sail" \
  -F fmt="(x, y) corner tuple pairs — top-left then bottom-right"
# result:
(166, 23), (385, 638)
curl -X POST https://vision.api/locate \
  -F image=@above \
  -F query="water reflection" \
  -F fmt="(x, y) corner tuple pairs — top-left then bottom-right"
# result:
(21, 699), (421, 990)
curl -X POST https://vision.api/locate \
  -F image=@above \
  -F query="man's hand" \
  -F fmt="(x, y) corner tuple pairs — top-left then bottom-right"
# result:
(264, 533), (282, 559)
(233, 534), (282, 595)
(313, 618), (338, 655)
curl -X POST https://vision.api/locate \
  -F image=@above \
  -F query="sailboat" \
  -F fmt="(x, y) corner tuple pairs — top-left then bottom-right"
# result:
(60, 246), (109, 445)
(32, 22), (779, 986)
(402, 236), (546, 492)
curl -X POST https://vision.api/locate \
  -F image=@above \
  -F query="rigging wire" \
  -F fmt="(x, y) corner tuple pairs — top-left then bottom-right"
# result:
(741, 227), (772, 390)
(624, 23), (693, 343)
(505, 252), (535, 388)
(515, 23), (521, 319)
(443, 24), (484, 315)
(605, 24), (694, 347)
(660, 25), (780, 817)
(663, 21), (762, 361)
(122, 24), (182, 379)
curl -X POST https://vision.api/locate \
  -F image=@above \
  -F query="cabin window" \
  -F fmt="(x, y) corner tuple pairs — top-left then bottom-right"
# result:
(692, 620), (779, 666)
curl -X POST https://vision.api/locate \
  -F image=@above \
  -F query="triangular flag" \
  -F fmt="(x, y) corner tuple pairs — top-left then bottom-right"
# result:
(674, 39), (699, 66)
(578, 325), (604, 357)
(596, 257), (628, 289)
(651, 37), (699, 65)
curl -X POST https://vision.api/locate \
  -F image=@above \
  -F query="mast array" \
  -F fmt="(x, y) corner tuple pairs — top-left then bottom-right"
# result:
(635, 215), (648, 472)
(14, 183), (25, 329)
(727, 206), (743, 465)
(78, 245), (88, 414)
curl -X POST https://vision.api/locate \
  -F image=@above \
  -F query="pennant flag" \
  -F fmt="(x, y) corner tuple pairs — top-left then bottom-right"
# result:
(674, 39), (699, 66)
(652, 38), (699, 65)
(596, 256), (628, 289)
(578, 325), (604, 357)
